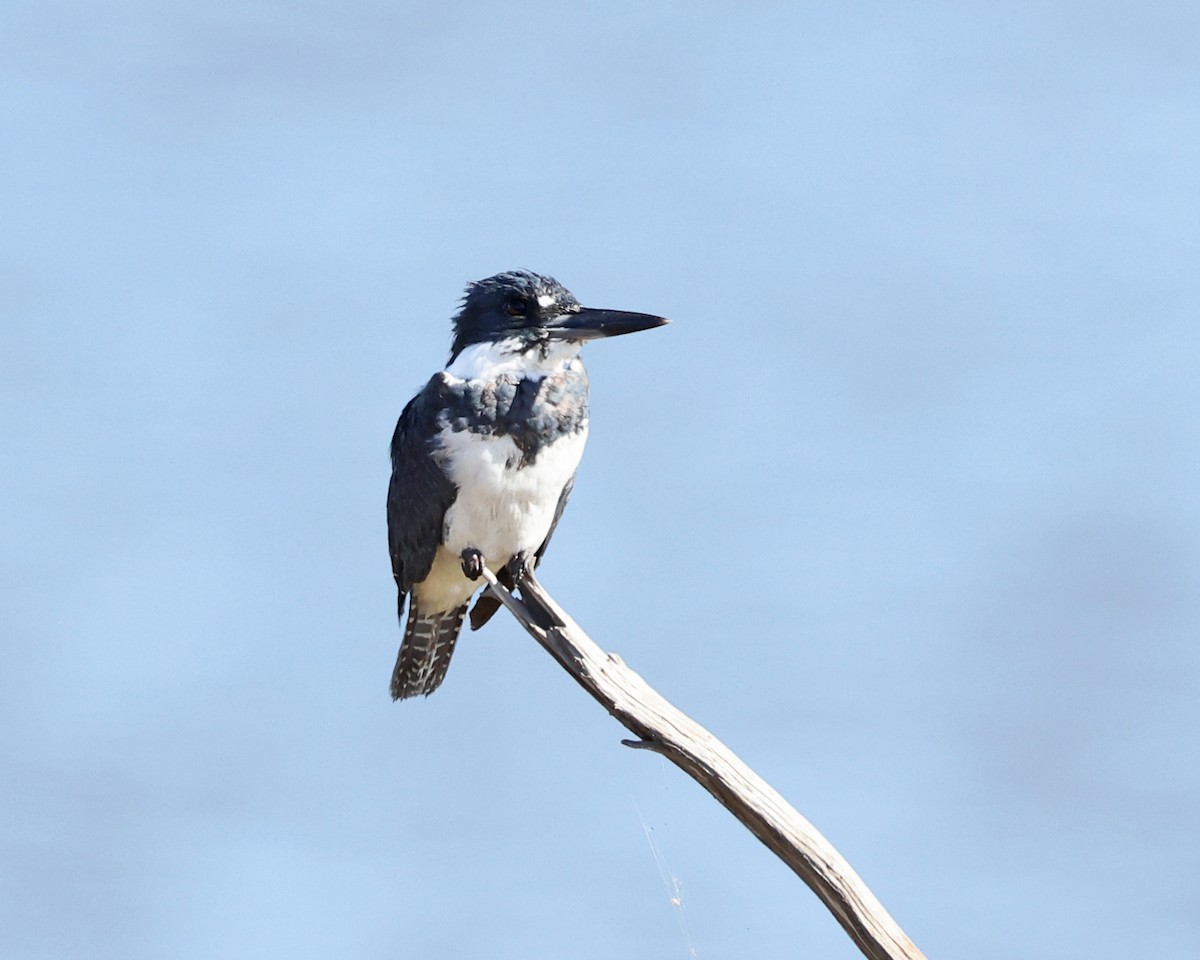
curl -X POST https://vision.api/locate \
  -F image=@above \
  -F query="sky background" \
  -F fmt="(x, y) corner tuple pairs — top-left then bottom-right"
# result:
(3, 2), (1199, 958)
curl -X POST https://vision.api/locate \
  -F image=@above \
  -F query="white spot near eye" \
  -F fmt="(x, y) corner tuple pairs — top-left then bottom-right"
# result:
(537, 294), (555, 308)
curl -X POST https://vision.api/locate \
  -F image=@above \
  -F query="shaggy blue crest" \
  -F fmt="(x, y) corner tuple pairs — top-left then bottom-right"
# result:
(449, 270), (580, 361)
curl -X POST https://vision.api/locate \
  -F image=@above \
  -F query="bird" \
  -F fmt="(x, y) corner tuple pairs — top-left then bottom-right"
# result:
(386, 270), (668, 700)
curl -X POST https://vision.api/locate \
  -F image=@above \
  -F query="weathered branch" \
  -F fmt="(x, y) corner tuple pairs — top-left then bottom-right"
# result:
(482, 567), (926, 960)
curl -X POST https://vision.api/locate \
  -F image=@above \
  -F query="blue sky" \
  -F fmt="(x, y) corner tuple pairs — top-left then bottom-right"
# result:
(3, 2), (1198, 957)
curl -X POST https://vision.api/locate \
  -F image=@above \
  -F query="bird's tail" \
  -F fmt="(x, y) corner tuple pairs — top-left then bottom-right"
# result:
(390, 603), (468, 700)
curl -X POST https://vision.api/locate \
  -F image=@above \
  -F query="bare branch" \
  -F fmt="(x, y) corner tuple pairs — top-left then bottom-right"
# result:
(481, 567), (926, 960)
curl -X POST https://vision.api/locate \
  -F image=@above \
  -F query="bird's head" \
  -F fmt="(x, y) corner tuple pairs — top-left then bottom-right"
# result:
(448, 270), (667, 362)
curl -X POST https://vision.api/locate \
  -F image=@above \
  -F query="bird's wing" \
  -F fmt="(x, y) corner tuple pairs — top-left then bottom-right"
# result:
(534, 472), (575, 566)
(387, 375), (458, 618)
(468, 472), (575, 631)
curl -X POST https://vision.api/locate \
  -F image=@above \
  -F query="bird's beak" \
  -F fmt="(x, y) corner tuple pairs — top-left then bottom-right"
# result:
(544, 307), (669, 341)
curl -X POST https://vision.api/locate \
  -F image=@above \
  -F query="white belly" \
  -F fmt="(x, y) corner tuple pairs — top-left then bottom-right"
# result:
(413, 427), (587, 613)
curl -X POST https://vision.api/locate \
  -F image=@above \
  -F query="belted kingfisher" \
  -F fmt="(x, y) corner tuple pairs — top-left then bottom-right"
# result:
(386, 270), (668, 700)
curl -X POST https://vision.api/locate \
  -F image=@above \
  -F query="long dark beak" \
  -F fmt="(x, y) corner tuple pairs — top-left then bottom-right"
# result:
(544, 307), (669, 341)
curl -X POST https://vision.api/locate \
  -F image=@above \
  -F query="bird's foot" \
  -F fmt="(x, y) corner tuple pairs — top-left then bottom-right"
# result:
(505, 552), (533, 585)
(460, 548), (485, 580)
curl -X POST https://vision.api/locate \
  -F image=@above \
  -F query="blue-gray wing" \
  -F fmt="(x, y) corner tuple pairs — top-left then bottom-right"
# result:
(387, 376), (457, 617)
(535, 472), (574, 566)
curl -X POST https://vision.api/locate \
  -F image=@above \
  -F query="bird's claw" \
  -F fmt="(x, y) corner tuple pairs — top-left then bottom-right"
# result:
(506, 553), (533, 585)
(460, 548), (485, 580)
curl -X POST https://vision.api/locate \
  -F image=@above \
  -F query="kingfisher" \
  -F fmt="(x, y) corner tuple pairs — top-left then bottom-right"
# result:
(386, 271), (668, 700)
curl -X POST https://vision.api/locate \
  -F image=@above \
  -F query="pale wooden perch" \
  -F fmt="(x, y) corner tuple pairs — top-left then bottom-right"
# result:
(481, 566), (926, 960)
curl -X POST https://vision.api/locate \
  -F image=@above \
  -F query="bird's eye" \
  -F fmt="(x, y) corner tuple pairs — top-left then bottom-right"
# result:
(504, 298), (528, 318)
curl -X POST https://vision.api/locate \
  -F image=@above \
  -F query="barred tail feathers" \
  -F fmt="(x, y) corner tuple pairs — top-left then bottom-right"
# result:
(390, 603), (468, 700)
